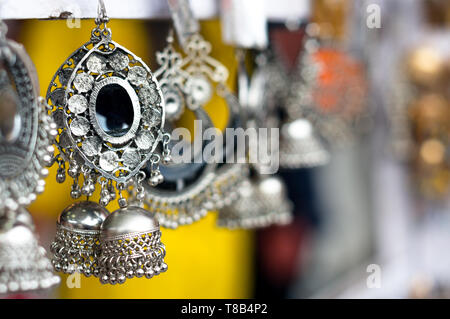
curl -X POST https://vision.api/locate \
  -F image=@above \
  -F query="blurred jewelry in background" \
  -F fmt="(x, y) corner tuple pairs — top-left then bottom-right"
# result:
(0, 20), (60, 294)
(281, 24), (370, 149)
(390, 42), (450, 200)
(216, 1), (294, 229)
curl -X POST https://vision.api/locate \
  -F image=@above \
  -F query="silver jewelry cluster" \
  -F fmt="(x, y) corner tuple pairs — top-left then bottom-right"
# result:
(47, 13), (170, 285)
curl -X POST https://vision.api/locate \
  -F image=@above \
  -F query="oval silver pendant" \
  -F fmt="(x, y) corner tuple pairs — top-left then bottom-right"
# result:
(47, 37), (166, 183)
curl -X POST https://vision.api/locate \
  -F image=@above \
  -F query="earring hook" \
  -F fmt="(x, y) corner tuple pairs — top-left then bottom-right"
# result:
(95, 0), (109, 25)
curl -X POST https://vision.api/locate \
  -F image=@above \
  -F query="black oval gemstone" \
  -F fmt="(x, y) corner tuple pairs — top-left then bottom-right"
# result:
(95, 83), (134, 137)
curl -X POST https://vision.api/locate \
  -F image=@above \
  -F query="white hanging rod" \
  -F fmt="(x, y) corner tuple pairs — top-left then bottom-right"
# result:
(0, 0), (310, 21)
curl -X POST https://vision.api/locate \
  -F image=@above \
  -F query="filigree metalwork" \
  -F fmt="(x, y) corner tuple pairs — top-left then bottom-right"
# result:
(47, 16), (170, 206)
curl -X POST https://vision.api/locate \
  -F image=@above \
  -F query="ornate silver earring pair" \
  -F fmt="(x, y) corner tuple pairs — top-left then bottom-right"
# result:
(0, 21), (60, 294)
(48, 1), (168, 285)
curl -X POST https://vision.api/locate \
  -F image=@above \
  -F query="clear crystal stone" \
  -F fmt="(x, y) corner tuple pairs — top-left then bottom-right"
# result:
(142, 108), (161, 127)
(81, 136), (102, 157)
(138, 81), (160, 106)
(70, 117), (90, 136)
(109, 51), (129, 71)
(127, 66), (147, 86)
(86, 54), (106, 73)
(67, 94), (88, 114)
(121, 148), (140, 168)
(73, 73), (94, 93)
(99, 151), (119, 172)
(135, 130), (154, 150)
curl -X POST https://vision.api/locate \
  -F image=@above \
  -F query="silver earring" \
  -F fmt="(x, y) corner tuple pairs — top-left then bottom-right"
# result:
(47, 0), (169, 284)
(254, 47), (330, 169)
(133, 30), (218, 229)
(179, 33), (250, 208)
(0, 21), (60, 294)
(284, 26), (370, 149)
(217, 51), (292, 229)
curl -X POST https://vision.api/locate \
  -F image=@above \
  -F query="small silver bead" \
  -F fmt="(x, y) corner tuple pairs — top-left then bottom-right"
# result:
(162, 155), (171, 165)
(68, 166), (79, 178)
(156, 173), (164, 184)
(100, 196), (110, 207)
(136, 268), (144, 278)
(56, 172), (66, 183)
(40, 168), (49, 177)
(81, 184), (91, 196)
(118, 197), (128, 208)
(145, 270), (154, 279)
(149, 175), (159, 186)
(70, 188), (81, 199)
(136, 192), (145, 201)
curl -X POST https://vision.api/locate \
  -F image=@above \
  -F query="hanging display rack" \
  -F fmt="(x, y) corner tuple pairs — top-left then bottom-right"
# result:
(0, 0), (309, 21)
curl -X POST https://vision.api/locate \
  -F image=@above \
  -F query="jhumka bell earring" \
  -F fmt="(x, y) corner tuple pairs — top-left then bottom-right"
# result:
(284, 24), (370, 149)
(47, 0), (170, 284)
(263, 26), (330, 169)
(217, 50), (293, 229)
(0, 20), (60, 294)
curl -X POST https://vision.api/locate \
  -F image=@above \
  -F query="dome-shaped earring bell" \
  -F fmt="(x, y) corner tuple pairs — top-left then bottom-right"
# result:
(50, 201), (108, 277)
(217, 175), (293, 229)
(279, 118), (329, 169)
(0, 209), (60, 294)
(98, 206), (167, 285)
(217, 179), (262, 229)
(256, 176), (293, 226)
